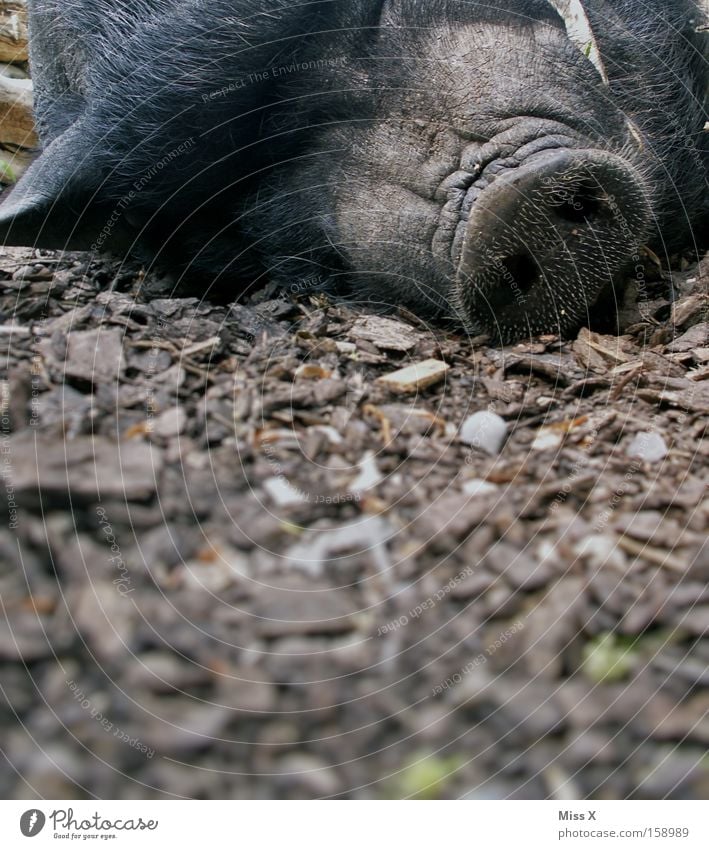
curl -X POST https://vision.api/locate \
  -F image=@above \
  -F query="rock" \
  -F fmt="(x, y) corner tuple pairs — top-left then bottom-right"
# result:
(459, 410), (508, 455)
(449, 570), (494, 600)
(531, 427), (564, 452)
(0, 72), (35, 148)
(573, 327), (633, 372)
(151, 406), (187, 438)
(214, 668), (277, 715)
(0, 2), (28, 64)
(565, 729), (618, 766)
(461, 478), (498, 497)
(626, 431), (669, 463)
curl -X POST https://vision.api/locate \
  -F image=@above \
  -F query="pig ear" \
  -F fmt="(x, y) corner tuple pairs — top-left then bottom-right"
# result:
(0, 125), (103, 250)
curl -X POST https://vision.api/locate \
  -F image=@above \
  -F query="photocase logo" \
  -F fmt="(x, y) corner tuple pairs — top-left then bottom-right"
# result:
(20, 810), (46, 837)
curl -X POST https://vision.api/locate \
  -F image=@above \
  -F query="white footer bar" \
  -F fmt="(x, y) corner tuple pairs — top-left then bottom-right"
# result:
(2, 801), (708, 848)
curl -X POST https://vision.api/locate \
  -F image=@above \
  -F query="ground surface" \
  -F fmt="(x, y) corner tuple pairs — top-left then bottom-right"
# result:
(0, 244), (707, 800)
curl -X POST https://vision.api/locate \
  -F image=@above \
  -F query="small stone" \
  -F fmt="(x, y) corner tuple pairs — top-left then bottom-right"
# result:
(462, 479), (498, 497)
(626, 431), (669, 463)
(263, 476), (308, 507)
(459, 411), (508, 455)
(349, 451), (383, 494)
(152, 406), (187, 438)
(531, 427), (564, 452)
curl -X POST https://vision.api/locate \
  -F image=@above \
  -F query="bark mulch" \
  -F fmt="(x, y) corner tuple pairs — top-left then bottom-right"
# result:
(0, 244), (707, 799)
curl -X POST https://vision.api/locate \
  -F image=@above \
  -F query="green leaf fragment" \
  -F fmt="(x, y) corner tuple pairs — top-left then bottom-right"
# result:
(0, 157), (17, 184)
(582, 633), (637, 684)
(392, 752), (465, 800)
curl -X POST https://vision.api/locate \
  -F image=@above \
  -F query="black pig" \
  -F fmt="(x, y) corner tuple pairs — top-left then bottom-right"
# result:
(1, 0), (707, 341)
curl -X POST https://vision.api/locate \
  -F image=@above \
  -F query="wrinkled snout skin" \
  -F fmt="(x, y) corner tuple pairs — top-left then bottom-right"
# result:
(1, 0), (707, 342)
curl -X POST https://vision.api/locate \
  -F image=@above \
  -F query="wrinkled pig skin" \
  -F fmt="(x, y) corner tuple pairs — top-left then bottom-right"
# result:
(1, 1), (707, 341)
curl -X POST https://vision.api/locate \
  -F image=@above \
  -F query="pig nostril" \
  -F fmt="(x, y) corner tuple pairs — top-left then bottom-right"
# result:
(485, 253), (540, 313)
(501, 253), (540, 294)
(550, 180), (607, 224)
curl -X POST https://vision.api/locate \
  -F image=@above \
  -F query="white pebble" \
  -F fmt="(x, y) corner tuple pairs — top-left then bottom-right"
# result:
(460, 411), (508, 455)
(626, 432), (668, 464)
(462, 479), (498, 497)
(531, 428), (564, 452)
(349, 451), (383, 495)
(263, 477), (307, 507)
(152, 406), (187, 438)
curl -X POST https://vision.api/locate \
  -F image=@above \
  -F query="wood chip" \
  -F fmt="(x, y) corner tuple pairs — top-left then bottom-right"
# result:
(180, 336), (221, 358)
(573, 328), (633, 372)
(666, 323), (708, 353)
(377, 359), (450, 394)
(64, 327), (125, 384)
(671, 294), (709, 329)
(0, 323), (29, 336)
(349, 315), (419, 352)
(7, 433), (163, 501)
(616, 536), (689, 572)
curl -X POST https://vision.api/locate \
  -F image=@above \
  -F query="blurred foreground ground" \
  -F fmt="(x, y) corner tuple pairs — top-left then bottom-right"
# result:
(0, 245), (707, 799)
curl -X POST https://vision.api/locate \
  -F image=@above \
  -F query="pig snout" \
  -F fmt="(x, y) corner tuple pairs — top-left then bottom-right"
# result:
(456, 149), (651, 342)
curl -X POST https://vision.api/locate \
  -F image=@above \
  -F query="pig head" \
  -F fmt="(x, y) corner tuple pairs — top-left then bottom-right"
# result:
(1, 0), (707, 342)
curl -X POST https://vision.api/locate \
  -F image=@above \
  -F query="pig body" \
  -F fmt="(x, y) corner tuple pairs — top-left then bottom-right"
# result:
(2, 0), (707, 341)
